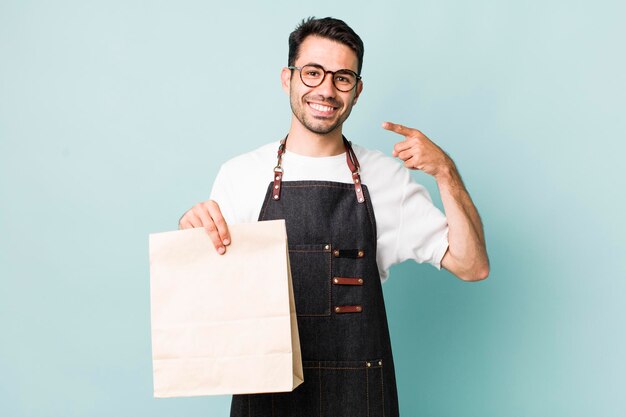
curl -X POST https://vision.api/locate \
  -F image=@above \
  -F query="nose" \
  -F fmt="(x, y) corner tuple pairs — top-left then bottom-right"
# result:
(315, 71), (337, 97)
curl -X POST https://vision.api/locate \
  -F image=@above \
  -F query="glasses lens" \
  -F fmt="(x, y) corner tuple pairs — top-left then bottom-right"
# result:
(333, 70), (357, 91)
(300, 65), (324, 87)
(298, 65), (358, 91)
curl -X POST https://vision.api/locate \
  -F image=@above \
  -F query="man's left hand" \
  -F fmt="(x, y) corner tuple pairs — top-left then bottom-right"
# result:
(382, 121), (452, 179)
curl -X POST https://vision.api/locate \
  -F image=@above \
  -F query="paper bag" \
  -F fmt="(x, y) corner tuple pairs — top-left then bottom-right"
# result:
(149, 219), (303, 397)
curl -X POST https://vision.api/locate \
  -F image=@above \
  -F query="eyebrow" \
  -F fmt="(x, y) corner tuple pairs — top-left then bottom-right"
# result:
(303, 62), (358, 73)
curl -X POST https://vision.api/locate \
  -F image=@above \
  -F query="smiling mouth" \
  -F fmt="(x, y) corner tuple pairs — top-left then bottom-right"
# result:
(307, 102), (338, 114)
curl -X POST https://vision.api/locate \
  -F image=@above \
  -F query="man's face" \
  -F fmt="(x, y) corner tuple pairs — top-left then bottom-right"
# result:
(282, 36), (363, 135)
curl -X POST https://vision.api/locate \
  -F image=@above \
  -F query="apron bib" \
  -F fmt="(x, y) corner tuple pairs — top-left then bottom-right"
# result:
(230, 138), (399, 417)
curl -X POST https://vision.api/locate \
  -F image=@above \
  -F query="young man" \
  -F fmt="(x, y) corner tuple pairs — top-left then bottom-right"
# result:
(179, 17), (489, 417)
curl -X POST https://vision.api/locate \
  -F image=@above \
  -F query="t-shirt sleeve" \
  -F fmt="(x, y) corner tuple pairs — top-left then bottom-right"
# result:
(208, 156), (270, 224)
(208, 164), (239, 225)
(394, 174), (449, 270)
(360, 148), (449, 281)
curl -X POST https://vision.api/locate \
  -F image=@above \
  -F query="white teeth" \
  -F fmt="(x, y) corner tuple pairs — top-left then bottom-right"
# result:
(309, 103), (334, 112)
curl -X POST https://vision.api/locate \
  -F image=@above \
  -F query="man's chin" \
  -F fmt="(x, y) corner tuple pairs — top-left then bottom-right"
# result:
(306, 125), (339, 135)
(303, 118), (342, 135)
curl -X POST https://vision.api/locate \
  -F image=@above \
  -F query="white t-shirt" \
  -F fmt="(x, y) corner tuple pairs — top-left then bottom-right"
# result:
(209, 141), (449, 282)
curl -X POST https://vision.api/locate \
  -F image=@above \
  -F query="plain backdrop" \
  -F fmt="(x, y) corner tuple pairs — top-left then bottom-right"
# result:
(1, 0), (625, 416)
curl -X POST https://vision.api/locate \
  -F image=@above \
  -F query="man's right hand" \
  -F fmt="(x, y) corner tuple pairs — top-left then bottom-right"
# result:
(178, 200), (231, 255)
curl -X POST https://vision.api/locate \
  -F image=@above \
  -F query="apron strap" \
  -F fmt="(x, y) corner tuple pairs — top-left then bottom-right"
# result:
(271, 137), (287, 201)
(343, 136), (365, 204)
(272, 135), (366, 204)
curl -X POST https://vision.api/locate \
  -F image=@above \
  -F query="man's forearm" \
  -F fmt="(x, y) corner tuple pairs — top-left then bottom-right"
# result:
(436, 161), (489, 281)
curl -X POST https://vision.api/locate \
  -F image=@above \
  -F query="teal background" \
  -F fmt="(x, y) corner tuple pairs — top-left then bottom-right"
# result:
(1, 0), (624, 416)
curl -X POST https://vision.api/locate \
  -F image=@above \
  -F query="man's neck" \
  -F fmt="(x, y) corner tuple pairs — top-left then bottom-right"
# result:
(285, 120), (345, 157)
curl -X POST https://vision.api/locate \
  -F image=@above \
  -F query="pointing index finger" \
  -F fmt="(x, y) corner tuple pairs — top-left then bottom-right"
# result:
(382, 121), (412, 137)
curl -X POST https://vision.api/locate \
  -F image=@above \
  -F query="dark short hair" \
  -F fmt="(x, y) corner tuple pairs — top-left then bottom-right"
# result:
(288, 17), (364, 74)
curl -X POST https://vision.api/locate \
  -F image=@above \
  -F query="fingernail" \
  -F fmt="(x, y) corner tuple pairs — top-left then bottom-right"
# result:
(223, 238), (230, 246)
(218, 247), (225, 254)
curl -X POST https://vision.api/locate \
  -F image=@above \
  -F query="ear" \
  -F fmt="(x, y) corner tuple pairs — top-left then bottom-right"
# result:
(352, 79), (363, 106)
(281, 67), (292, 94)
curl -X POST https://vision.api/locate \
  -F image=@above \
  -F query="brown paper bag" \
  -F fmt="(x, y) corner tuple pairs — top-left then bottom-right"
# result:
(149, 219), (303, 397)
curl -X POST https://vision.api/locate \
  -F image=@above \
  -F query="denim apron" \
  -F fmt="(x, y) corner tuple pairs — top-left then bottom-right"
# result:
(230, 137), (399, 417)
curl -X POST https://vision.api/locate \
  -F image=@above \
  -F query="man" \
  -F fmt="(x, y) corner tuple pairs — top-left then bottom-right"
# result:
(179, 17), (488, 417)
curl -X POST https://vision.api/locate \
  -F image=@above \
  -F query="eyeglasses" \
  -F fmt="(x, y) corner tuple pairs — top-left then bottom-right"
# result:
(288, 64), (361, 92)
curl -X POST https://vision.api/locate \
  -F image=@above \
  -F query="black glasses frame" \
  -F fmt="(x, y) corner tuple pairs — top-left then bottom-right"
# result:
(288, 64), (362, 92)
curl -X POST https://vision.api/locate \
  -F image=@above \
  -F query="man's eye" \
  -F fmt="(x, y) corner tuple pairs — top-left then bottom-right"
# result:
(335, 73), (354, 84)
(306, 70), (321, 77)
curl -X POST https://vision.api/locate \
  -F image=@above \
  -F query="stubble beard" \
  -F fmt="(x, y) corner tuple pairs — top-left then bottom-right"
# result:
(290, 92), (353, 135)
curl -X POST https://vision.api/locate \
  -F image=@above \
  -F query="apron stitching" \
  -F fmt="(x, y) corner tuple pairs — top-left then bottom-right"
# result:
(307, 366), (380, 370)
(381, 365), (386, 417)
(318, 362), (322, 417)
(298, 313), (331, 317)
(281, 184), (355, 189)
(366, 366), (370, 417)
(327, 249), (332, 316)
(259, 185), (272, 221)
(363, 188), (377, 233)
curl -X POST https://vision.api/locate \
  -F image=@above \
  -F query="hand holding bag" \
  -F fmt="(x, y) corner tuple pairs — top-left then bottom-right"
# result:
(149, 219), (303, 397)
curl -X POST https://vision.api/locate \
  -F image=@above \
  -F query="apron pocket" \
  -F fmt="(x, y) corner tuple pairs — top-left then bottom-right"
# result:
(297, 359), (385, 417)
(288, 244), (332, 316)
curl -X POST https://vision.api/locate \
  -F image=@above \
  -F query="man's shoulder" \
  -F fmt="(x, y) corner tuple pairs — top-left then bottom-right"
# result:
(352, 142), (387, 159)
(351, 143), (406, 178)
(219, 141), (279, 173)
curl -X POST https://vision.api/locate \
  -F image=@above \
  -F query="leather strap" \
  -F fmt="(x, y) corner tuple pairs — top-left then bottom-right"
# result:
(333, 277), (364, 285)
(271, 135), (365, 203)
(272, 138), (287, 200)
(343, 136), (365, 204)
(334, 305), (363, 314)
(332, 249), (365, 258)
